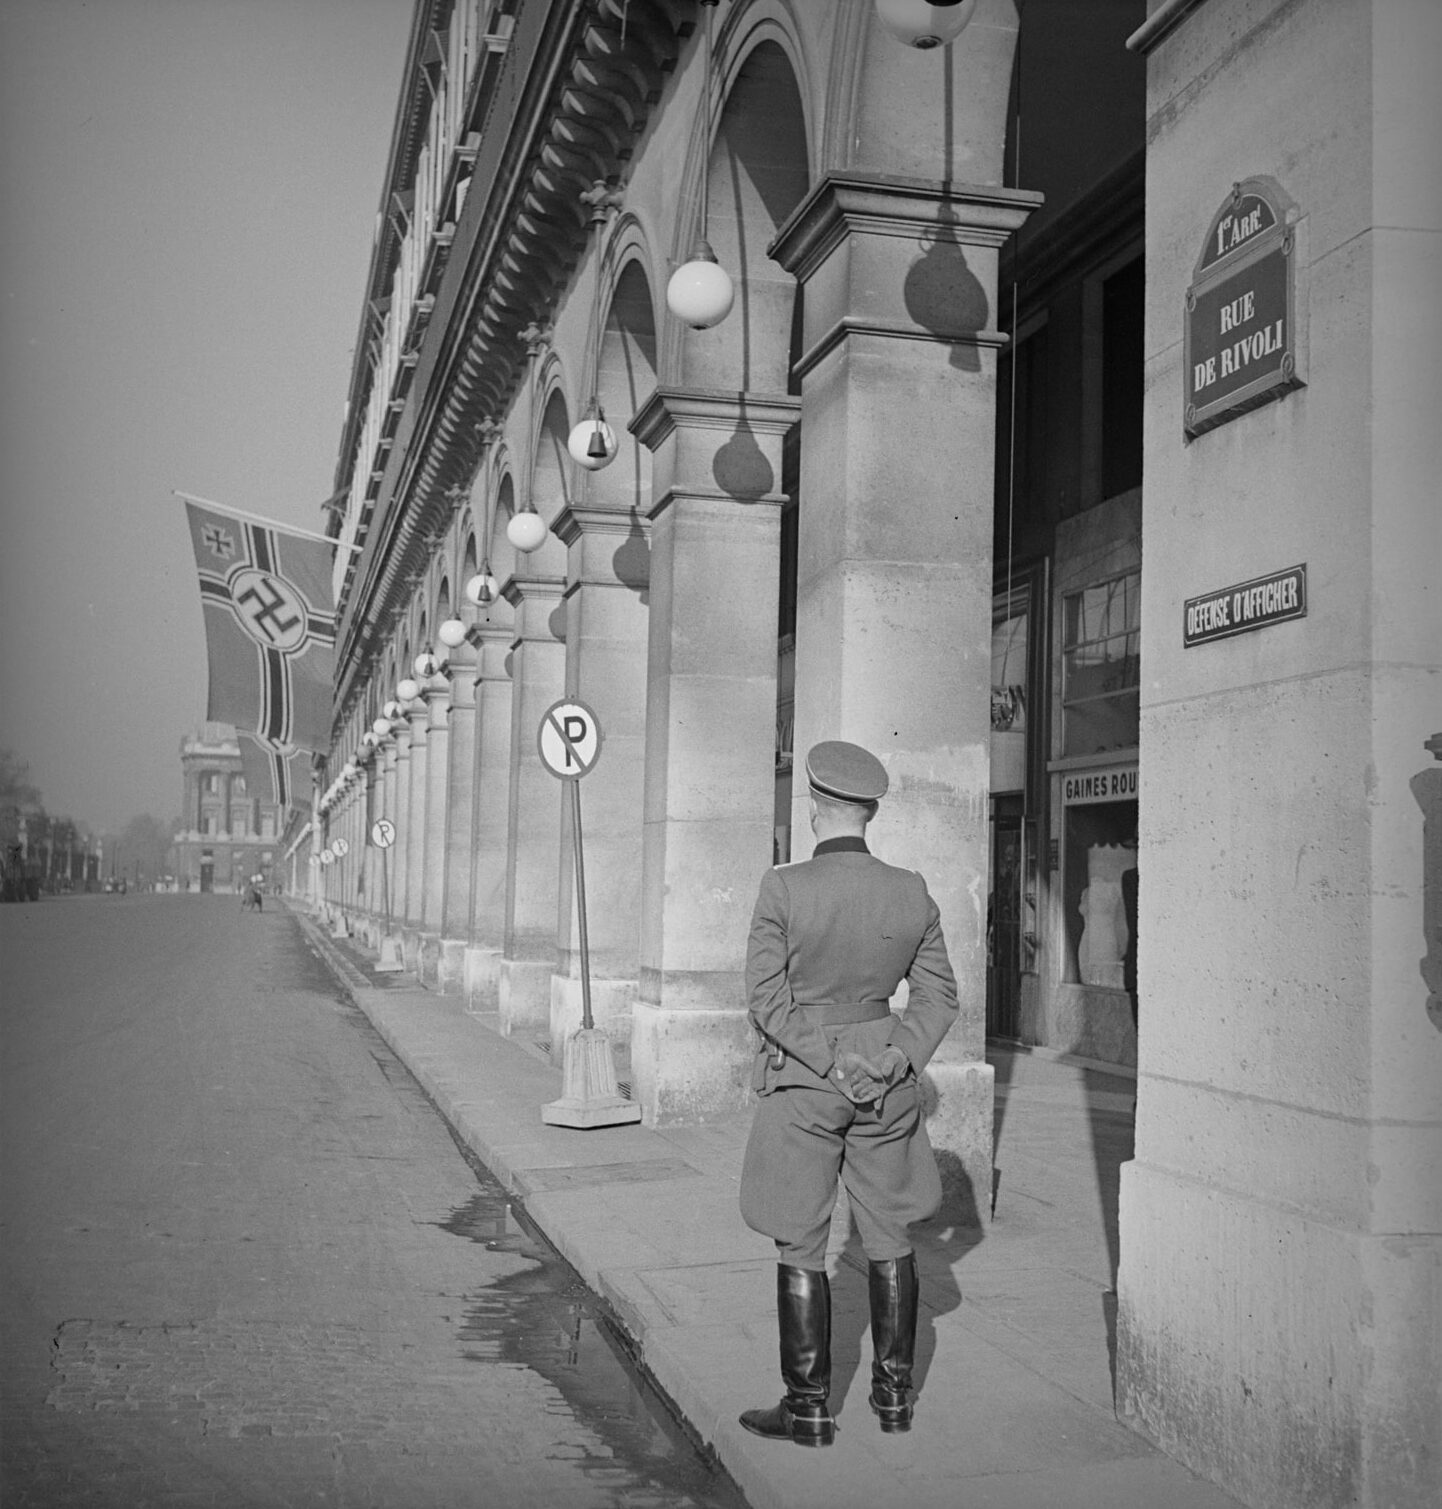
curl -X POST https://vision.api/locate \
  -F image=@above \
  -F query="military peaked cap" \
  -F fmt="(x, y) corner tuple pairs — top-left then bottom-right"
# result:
(805, 740), (889, 804)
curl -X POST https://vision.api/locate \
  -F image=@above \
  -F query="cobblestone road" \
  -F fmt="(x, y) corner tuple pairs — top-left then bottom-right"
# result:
(0, 895), (745, 1508)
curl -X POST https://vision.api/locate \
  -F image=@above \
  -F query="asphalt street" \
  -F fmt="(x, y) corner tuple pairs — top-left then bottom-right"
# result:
(0, 894), (746, 1509)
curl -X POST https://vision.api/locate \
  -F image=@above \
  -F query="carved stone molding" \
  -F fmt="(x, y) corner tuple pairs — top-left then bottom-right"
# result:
(336, 0), (691, 727)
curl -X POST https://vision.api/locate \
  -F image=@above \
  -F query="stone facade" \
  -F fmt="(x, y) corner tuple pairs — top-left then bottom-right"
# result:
(302, 4), (1439, 1505)
(1113, 4), (1442, 1507)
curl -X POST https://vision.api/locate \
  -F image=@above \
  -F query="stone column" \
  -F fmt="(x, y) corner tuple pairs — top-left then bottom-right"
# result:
(417, 679), (450, 984)
(307, 788), (321, 909)
(628, 388), (801, 1123)
(438, 643), (479, 993)
(349, 778), (365, 912)
(378, 735), (401, 936)
(220, 773), (233, 838)
(497, 573), (567, 1036)
(361, 757), (380, 940)
(547, 504), (651, 1054)
(389, 719), (414, 928)
(340, 785), (358, 921)
(771, 173), (1039, 1220)
(403, 703), (429, 957)
(1115, 5), (1442, 1506)
(464, 612), (515, 1011)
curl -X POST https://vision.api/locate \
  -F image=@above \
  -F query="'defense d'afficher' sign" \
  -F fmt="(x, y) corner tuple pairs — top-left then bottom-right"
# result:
(1184, 564), (1307, 648)
(1184, 179), (1305, 438)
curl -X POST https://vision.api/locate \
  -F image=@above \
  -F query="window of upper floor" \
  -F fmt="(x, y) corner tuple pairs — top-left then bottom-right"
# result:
(1061, 569), (1140, 758)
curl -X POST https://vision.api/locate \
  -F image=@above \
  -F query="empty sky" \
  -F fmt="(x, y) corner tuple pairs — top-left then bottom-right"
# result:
(0, 0), (412, 832)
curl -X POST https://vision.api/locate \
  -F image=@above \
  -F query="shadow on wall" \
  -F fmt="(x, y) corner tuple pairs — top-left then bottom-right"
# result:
(612, 511), (649, 602)
(712, 408), (775, 500)
(1413, 734), (1442, 1034)
(903, 211), (990, 373)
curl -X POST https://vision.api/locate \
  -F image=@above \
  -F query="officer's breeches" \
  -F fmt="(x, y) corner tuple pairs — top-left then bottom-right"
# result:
(739, 1080), (942, 1268)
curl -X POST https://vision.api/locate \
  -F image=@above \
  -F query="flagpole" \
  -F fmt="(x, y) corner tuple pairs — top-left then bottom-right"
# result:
(174, 489), (363, 554)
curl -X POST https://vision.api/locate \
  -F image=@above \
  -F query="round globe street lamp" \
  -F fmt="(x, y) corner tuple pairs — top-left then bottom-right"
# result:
(665, 0), (734, 331)
(666, 243), (735, 329)
(437, 617), (469, 649)
(506, 507), (549, 554)
(567, 412), (618, 470)
(465, 568), (499, 607)
(874, 0), (976, 50)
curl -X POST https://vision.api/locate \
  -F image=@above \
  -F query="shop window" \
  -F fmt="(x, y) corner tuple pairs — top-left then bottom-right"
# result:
(1062, 570), (1139, 757)
(1062, 802), (1137, 998)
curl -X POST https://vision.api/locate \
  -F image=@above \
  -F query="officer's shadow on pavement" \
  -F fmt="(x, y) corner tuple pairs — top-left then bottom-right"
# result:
(827, 1161), (981, 1421)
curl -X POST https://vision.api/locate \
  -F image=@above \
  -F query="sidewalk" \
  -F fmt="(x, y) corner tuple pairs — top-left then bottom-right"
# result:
(295, 906), (1240, 1509)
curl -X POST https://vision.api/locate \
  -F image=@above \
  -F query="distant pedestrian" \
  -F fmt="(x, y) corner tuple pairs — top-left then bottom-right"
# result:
(738, 741), (960, 1448)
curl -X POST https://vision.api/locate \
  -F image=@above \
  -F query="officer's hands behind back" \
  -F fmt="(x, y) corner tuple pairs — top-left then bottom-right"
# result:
(833, 1046), (910, 1106)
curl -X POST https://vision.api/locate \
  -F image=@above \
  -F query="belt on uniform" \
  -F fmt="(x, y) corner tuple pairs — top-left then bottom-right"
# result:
(799, 1001), (891, 1026)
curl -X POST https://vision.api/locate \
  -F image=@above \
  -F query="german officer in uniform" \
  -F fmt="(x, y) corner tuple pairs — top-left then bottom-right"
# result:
(738, 741), (959, 1448)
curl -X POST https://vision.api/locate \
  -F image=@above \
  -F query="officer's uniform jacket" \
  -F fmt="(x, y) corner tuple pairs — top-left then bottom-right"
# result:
(746, 835), (959, 1096)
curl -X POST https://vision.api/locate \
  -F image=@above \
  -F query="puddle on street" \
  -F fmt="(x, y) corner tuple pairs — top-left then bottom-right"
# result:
(309, 940), (747, 1507)
(434, 1179), (750, 1509)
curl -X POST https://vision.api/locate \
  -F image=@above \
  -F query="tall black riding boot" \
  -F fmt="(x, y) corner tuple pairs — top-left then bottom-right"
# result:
(739, 1264), (834, 1447)
(868, 1252), (919, 1432)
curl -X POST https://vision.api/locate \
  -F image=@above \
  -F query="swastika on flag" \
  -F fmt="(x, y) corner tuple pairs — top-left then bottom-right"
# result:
(230, 568), (309, 653)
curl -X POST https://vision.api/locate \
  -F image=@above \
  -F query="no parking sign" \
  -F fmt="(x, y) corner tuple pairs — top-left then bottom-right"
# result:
(537, 699), (603, 780)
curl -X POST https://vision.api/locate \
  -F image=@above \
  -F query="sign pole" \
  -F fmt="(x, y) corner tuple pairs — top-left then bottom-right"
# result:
(570, 779), (594, 1033)
(382, 843), (392, 940)
(536, 697), (639, 1128)
(370, 817), (403, 973)
(329, 837), (351, 938)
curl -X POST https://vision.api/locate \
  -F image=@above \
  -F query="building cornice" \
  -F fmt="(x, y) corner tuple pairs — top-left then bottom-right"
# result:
(629, 386), (803, 451)
(334, 0), (692, 732)
(768, 171), (1043, 285)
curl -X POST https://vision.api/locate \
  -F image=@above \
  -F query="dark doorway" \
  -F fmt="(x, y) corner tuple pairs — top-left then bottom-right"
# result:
(987, 795), (1025, 1038)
